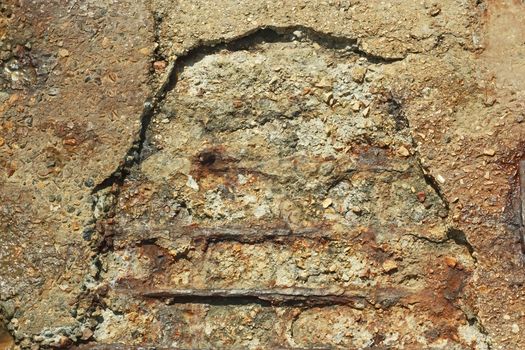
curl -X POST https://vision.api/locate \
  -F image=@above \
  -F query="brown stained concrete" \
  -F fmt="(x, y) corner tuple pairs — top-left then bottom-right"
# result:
(1, 0), (525, 349)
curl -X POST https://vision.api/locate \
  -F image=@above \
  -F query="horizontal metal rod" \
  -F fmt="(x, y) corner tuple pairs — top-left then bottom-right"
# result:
(139, 225), (337, 244)
(139, 287), (368, 306)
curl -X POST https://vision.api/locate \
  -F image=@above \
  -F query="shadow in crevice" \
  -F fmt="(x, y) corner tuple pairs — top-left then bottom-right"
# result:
(447, 227), (475, 257)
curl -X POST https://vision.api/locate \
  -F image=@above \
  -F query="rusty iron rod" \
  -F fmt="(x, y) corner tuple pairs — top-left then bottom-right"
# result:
(139, 287), (366, 305)
(140, 225), (336, 243)
(188, 226), (333, 243)
(519, 160), (525, 253)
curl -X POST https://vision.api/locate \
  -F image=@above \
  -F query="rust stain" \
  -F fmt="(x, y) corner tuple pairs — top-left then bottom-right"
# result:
(519, 159), (525, 252)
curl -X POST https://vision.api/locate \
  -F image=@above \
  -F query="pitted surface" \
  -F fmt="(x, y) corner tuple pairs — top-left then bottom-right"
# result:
(3, 0), (525, 349)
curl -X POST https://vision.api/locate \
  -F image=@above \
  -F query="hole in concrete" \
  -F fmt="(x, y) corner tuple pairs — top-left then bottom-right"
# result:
(89, 27), (475, 349)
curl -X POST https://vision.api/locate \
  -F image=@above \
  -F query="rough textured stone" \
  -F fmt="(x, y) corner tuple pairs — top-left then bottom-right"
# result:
(3, 0), (525, 349)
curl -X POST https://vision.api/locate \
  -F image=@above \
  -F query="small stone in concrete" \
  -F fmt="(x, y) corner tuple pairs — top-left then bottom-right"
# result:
(351, 66), (367, 83)
(382, 260), (398, 273)
(483, 149), (495, 156)
(322, 198), (333, 208)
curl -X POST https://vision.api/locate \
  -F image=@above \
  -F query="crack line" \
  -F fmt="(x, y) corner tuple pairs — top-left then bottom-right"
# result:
(405, 227), (476, 263)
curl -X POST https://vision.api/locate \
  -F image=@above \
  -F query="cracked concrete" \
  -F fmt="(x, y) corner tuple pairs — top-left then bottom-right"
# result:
(85, 22), (479, 349)
(2, 0), (525, 349)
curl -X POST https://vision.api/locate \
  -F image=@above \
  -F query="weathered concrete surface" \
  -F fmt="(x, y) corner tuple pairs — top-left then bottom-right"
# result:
(2, 0), (525, 349)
